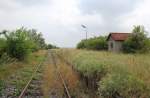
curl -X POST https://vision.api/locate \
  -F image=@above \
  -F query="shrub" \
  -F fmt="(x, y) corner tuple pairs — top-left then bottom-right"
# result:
(77, 36), (107, 50)
(73, 54), (107, 78)
(6, 28), (33, 60)
(0, 27), (52, 61)
(27, 29), (47, 50)
(0, 38), (6, 57)
(69, 51), (108, 90)
(123, 25), (150, 53)
(46, 44), (58, 49)
(77, 40), (86, 49)
(98, 69), (150, 98)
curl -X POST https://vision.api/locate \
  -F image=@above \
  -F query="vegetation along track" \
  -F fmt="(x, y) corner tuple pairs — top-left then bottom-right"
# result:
(18, 54), (48, 98)
(19, 50), (73, 98)
(49, 50), (72, 98)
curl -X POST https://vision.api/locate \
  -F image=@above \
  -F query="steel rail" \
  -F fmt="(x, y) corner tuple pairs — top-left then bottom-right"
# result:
(18, 52), (48, 98)
(51, 50), (71, 98)
(18, 62), (42, 98)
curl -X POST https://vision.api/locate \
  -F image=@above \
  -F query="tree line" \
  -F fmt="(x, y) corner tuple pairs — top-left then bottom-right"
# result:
(77, 25), (150, 53)
(0, 27), (58, 61)
(77, 36), (108, 50)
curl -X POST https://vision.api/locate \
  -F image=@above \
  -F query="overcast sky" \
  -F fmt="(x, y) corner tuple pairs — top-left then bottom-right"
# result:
(0, 0), (150, 47)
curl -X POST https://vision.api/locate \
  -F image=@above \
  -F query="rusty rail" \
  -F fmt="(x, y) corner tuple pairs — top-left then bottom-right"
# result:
(18, 52), (48, 98)
(18, 62), (42, 98)
(51, 50), (71, 98)
(18, 50), (71, 98)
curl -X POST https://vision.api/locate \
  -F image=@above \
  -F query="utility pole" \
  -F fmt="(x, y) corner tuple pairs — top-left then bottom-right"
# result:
(81, 25), (88, 40)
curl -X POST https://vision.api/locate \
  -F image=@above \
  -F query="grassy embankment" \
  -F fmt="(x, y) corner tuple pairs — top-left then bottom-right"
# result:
(0, 50), (47, 96)
(57, 49), (150, 98)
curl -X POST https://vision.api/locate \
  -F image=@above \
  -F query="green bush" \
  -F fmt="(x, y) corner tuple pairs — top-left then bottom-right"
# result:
(73, 53), (107, 77)
(77, 40), (86, 49)
(0, 38), (6, 57)
(123, 25), (150, 53)
(72, 51), (108, 90)
(77, 36), (107, 50)
(6, 39), (29, 60)
(0, 27), (49, 61)
(27, 29), (47, 50)
(46, 44), (58, 49)
(98, 69), (150, 98)
(6, 28), (34, 60)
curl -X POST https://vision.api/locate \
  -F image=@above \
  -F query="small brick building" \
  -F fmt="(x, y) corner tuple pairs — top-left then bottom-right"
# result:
(107, 33), (130, 52)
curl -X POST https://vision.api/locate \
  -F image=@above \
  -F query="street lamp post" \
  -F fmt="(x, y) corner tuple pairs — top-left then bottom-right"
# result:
(81, 25), (88, 40)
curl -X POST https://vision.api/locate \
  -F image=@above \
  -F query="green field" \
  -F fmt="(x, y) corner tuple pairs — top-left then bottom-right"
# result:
(57, 49), (150, 98)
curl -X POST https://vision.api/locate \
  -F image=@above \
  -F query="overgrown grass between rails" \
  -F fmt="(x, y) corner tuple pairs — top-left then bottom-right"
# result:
(0, 80), (4, 96)
(0, 50), (46, 80)
(0, 50), (47, 96)
(56, 49), (150, 98)
(42, 63), (64, 98)
(43, 50), (90, 98)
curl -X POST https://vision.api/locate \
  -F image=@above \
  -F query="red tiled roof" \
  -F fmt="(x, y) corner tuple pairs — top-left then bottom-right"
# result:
(107, 32), (130, 41)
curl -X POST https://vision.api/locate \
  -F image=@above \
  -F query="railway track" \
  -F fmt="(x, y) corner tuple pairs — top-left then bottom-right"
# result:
(18, 63), (43, 98)
(18, 54), (47, 98)
(18, 50), (72, 98)
(50, 50), (72, 98)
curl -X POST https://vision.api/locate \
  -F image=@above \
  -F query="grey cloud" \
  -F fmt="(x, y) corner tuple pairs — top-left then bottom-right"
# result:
(0, 0), (148, 47)
(0, 1), (20, 11)
(14, 0), (52, 6)
(78, 0), (142, 36)
(79, 0), (141, 17)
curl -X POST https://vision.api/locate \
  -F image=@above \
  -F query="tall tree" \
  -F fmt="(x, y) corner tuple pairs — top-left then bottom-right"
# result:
(6, 27), (35, 60)
(27, 29), (46, 50)
(123, 25), (150, 53)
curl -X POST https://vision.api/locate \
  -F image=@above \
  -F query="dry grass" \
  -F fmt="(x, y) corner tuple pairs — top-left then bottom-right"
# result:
(56, 49), (150, 97)
(57, 49), (150, 85)
(42, 63), (63, 97)
(0, 62), (24, 79)
(42, 51), (79, 97)
(33, 50), (47, 57)
(57, 58), (79, 91)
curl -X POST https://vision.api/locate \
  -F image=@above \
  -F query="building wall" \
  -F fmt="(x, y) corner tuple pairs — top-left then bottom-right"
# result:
(108, 37), (123, 52)
(108, 37), (115, 51)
